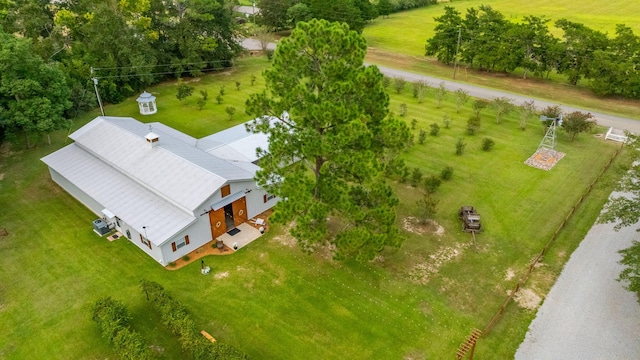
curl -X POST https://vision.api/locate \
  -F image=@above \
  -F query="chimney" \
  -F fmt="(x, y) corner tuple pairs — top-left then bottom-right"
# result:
(145, 125), (159, 148)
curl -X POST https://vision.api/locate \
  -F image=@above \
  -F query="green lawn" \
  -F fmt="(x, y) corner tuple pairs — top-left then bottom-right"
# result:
(0, 55), (633, 359)
(362, 0), (640, 120)
(364, 0), (640, 58)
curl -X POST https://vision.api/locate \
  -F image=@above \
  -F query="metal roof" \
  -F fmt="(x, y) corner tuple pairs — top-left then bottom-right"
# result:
(69, 117), (256, 212)
(198, 119), (272, 163)
(41, 144), (194, 246)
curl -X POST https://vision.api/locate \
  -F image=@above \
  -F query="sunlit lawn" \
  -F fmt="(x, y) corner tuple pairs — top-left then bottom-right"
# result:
(0, 55), (632, 359)
(363, 0), (640, 120)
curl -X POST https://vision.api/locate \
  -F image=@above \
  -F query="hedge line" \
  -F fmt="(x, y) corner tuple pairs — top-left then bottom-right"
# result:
(140, 280), (248, 360)
(91, 297), (154, 360)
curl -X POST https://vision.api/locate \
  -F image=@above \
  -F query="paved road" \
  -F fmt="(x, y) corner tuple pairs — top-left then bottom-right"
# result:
(240, 38), (640, 133)
(515, 196), (640, 359)
(375, 66), (640, 134)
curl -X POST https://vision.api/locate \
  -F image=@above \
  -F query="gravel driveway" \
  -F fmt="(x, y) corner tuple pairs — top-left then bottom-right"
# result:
(515, 195), (640, 359)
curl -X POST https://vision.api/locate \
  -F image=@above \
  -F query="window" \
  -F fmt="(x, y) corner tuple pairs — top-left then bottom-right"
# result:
(140, 234), (152, 249)
(171, 236), (189, 252)
(263, 193), (276, 203)
(221, 184), (231, 197)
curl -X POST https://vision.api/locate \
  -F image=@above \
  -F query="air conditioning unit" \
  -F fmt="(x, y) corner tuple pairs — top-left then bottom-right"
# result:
(92, 219), (109, 236)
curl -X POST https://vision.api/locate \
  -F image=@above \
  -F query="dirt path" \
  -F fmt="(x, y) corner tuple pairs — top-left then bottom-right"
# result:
(515, 193), (640, 359)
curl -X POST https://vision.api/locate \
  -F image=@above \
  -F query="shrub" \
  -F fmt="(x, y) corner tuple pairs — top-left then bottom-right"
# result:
(382, 76), (391, 89)
(176, 79), (194, 101)
(197, 98), (206, 110)
(411, 168), (423, 187)
(417, 193), (439, 223)
(440, 166), (454, 180)
(216, 94), (223, 104)
(91, 297), (154, 360)
(235, 81), (241, 90)
(443, 114), (451, 129)
(418, 129), (427, 144)
(139, 280), (248, 360)
(182, 255), (190, 262)
(266, 49), (274, 61)
(424, 175), (442, 194)
(250, 74), (257, 86)
(410, 118), (418, 130)
(218, 85), (225, 96)
(167, 261), (176, 268)
(393, 77), (406, 94)
(455, 138), (466, 155)
(226, 106), (236, 121)
(430, 122), (440, 136)
(482, 137), (495, 151)
(199, 89), (208, 100)
(467, 116), (480, 135)
(399, 103), (407, 116)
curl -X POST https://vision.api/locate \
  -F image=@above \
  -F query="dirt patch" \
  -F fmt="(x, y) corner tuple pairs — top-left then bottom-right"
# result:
(403, 350), (426, 360)
(403, 216), (445, 236)
(409, 242), (470, 284)
(272, 222), (297, 247)
(214, 271), (229, 279)
(511, 288), (542, 310)
(505, 268), (515, 281)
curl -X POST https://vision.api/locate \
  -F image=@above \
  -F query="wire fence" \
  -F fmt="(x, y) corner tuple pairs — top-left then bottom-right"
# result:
(457, 143), (624, 359)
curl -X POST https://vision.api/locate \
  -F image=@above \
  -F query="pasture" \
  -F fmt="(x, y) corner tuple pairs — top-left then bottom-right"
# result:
(363, 0), (640, 120)
(0, 55), (632, 359)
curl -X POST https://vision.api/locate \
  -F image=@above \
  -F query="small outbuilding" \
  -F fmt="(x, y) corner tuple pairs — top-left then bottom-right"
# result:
(136, 91), (157, 115)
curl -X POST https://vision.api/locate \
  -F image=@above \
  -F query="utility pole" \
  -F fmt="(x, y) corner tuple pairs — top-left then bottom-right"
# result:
(90, 67), (105, 116)
(453, 27), (462, 79)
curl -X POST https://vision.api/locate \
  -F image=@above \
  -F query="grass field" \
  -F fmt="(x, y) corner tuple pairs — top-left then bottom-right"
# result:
(0, 55), (634, 359)
(362, 0), (640, 120)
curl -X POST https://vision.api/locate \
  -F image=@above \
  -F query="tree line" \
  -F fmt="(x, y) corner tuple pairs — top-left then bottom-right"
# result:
(256, 0), (437, 32)
(0, 0), (242, 145)
(425, 5), (640, 99)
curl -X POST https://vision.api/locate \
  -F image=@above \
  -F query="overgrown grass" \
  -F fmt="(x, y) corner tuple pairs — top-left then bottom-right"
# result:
(0, 55), (632, 359)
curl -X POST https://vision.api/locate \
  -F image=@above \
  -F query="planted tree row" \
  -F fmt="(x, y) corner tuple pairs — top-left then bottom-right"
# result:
(139, 280), (248, 360)
(426, 5), (640, 99)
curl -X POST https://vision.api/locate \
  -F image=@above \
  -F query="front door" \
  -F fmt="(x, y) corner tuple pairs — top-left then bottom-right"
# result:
(232, 197), (248, 227)
(209, 208), (226, 239)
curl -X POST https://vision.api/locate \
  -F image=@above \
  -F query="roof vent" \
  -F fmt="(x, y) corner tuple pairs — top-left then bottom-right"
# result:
(145, 125), (159, 147)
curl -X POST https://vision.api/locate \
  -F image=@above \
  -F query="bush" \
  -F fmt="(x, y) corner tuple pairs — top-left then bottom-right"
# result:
(235, 81), (241, 90)
(430, 122), (440, 136)
(399, 103), (407, 116)
(197, 98), (206, 110)
(442, 114), (451, 129)
(250, 74), (257, 86)
(440, 166), (454, 180)
(411, 168), (423, 187)
(467, 116), (480, 135)
(482, 137), (495, 151)
(199, 89), (208, 100)
(455, 138), (466, 155)
(418, 129), (427, 144)
(216, 94), (223, 104)
(417, 193), (439, 222)
(393, 77), (406, 94)
(139, 280), (248, 360)
(182, 255), (190, 262)
(266, 49), (274, 61)
(382, 76), (391, 89)
(91, 297), (154, 360)
(226, 106), (236, 121)
(218, 86), (225, 96)
(410, 118), (418, 130)
(424, 175), (442, 194)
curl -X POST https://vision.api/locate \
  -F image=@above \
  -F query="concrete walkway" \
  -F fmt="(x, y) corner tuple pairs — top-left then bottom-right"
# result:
(515, 196), (640, 359)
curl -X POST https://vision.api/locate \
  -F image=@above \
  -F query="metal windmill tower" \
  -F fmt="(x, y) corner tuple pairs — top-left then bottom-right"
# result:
(538, 115), (562, 150)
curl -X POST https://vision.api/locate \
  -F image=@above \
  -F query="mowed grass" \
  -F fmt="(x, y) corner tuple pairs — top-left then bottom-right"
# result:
(364, 0), (640, 57)
(363, 0), (640, 120)
(0, 56), (633, 359)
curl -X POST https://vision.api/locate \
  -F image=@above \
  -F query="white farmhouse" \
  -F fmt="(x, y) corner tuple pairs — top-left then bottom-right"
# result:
(41, 116), (277, 266)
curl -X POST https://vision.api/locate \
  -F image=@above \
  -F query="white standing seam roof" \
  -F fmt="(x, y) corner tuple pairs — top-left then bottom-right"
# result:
(42, 116), (272, 247)
(41, 144), (194, 246)
(198, 120), (271, 163)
